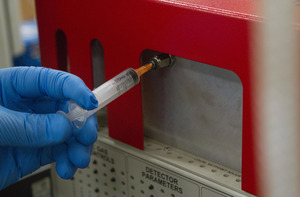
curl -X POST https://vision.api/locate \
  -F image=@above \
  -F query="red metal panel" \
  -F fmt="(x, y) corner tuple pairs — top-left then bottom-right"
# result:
(35, 0), (260, 195)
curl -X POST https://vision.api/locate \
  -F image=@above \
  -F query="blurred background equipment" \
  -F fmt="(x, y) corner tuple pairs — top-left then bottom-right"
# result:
(0, 0), (24, 67)
(0, 0), (40, 68)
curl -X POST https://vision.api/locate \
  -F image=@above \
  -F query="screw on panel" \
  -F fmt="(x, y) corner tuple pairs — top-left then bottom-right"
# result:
(223, 174), (229, 177)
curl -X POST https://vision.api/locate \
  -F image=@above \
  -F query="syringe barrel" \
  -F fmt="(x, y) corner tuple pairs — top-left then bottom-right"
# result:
(90, 68), (140, 113)
(58, 68), (139, 129)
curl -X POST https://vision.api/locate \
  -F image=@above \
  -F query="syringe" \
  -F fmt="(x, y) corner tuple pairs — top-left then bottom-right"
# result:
(58, 53), (175, 129)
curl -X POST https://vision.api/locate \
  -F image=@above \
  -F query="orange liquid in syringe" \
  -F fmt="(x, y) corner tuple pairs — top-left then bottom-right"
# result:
(135, 63), (153, 77)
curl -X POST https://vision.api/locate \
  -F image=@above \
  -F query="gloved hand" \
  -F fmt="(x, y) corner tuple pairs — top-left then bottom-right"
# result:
(0, 66), (98, 190)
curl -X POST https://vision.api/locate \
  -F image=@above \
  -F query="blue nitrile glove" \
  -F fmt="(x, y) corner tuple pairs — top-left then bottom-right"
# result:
(0, 66), (98, 190)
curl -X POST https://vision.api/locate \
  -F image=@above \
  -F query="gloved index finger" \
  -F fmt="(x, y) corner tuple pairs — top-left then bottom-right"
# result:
(11, 67), (98, 110)
(61, 75), (98, 110)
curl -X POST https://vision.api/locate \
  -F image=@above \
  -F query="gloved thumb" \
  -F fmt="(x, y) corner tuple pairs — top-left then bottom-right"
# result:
(0, 106), (72, 147)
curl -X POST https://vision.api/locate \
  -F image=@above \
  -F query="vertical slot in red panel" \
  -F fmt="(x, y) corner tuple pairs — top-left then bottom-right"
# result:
(90, 39), (108, 128)
(55, 30), (69, 72)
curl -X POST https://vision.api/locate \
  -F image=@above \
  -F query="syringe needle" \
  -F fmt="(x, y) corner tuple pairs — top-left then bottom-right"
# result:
(135, 63), (153, 77)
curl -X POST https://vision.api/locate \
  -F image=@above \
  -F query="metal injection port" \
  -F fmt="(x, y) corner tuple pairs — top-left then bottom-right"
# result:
(148, 53), (176, 69)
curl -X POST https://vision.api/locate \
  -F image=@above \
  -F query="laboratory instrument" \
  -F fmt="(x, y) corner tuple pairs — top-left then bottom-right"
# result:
(58, 54), (175, 129)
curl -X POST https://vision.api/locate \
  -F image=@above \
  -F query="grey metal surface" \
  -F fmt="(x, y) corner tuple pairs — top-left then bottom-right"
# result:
(142, 56), (243, 172)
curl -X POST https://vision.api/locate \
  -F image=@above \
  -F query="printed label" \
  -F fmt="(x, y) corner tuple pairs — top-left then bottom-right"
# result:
(141, 166), (183, 194)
